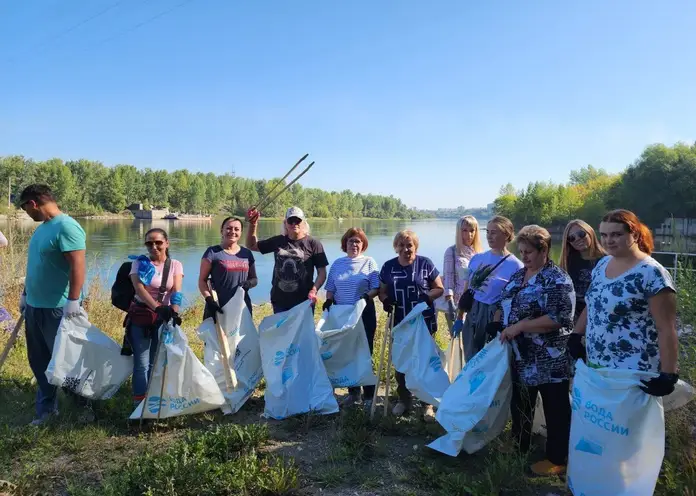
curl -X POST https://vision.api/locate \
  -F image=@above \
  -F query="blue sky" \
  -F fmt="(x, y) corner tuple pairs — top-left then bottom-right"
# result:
(1, 1), (695, 209)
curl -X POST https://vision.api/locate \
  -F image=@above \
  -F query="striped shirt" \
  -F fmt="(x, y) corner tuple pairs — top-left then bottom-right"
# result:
(325, 255), (380, 305)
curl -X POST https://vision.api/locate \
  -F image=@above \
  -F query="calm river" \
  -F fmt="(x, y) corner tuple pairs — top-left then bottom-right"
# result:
(4, 216), (576, 306)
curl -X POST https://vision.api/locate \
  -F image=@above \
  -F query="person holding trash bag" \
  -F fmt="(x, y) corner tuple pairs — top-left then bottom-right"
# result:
(453, 216), (522, 361)
(323, 227), (380, 409)
(435, 215), (483, 330)
(18, 184), (92, 425)
(496, 225), (575, 476)
(126, 228), (184, 408)
(559, 219), (605, 322)
(246, 206), (329, 314)
(379, 229), (444, 419)
(199, 216), (258, 318)
(568, 209), (678, 388)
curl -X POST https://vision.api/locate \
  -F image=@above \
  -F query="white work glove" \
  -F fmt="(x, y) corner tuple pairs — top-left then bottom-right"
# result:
(63, 298), (81, 319)
(20, 293), (26, 315)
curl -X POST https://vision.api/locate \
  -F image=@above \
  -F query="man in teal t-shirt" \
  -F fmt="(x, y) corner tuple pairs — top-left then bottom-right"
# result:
(19, 184), (88, 425)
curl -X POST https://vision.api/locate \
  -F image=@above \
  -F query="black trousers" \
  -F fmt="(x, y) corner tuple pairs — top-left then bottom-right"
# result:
(348, 298), (377, 399)
(511, 380), (571, 466)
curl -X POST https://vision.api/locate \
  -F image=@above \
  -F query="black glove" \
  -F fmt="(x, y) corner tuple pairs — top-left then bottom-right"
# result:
(485, 321), (503, 338)
(418, 292), (431, 305)
(361, 293), (371, 303)
(205, 296), (224, 315)
(241, 280), (253, 291)
(640, 372), (679, 397)
(382, 295), (395, 313)
(567, 333), (586, 361)
(155, 305), (175, 323)
(171, 311), (182, 326)
(322, 299), (334, 312)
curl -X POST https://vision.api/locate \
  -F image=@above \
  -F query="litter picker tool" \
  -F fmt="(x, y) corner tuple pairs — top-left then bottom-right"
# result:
(254, 156), (315, 213)
(370, 306), (395, 421)
(207, 281), (238, 392)
(383, 309), (395, 416)
(140, 326), (164, 427)
(253, 153), (308, 210)
(0, 315), (25, 374)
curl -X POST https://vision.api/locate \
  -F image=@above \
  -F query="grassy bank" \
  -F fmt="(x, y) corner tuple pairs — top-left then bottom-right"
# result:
(0, 237), (695, 495)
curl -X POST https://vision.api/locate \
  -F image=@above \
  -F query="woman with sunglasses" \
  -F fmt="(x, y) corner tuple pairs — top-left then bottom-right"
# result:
(199, 217), (258, 319)
(559, 220), (605, 321)
(323, 227), (380, 409)
(246, 206), (329, 313)
(126, 228), (184, 408)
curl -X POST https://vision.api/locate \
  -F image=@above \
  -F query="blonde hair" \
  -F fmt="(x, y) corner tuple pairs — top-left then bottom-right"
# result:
(516, 224), (552, 256)
(393, 230), (419, 252)
(488, 215), (515, 243)
(455, 215), (483, 255)
(560, 219), (605, 271)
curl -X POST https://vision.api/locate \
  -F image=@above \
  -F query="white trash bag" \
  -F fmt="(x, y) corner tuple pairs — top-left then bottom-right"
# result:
(316, 300), (377, 388)
(663, 379), (696, 412)
(259, 301), (338, 419)
(567, 360), (664, 496)
(46, 309), (133, 400)
(197, 289), (263, 415)
(130, 323), (225, 419)
(428, 338), (512, 456)
(532, 393), (547, 436)
(391, 303), (450, 406)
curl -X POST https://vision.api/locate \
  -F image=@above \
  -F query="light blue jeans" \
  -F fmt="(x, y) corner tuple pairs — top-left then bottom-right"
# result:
(127, 324), (159, 401)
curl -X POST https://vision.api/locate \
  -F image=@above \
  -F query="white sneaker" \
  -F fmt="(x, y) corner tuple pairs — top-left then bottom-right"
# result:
(340, 394), (360, 408)
(423, 405), (436, 423)
(391, 401), (410, 417)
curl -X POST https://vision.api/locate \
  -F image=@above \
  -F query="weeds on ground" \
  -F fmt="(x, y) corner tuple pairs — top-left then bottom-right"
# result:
(67, 424), (299, 496)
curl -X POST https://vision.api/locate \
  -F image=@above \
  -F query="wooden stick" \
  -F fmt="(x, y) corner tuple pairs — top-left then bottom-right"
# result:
(253, 154), (308, 210)
(458, 332), (465, 365)
(0, 315), (25, 374)
(370, 311), (391, 422)
(140, 326), (164, 427)
(383, 310), (395, 416)
(256, 161), (315, 212)
(447, 335), (457, 381)
(207, 282), (237, 392)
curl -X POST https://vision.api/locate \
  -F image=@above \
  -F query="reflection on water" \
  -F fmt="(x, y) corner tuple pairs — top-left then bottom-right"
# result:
(0, 216), (595, 306)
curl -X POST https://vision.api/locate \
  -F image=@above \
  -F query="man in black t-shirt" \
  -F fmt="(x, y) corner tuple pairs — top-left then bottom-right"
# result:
(246, 206), (329, 313)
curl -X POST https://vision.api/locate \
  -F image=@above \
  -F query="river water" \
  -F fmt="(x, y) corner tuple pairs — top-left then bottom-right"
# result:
(2, 216), (573, 306)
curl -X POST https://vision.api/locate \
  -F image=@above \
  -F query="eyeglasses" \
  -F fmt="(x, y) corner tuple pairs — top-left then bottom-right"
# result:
(567, 231), (588, 243)
(145, 240), (166, 248)
(348, 239), (363, 244)
(286, 217), (302, 225)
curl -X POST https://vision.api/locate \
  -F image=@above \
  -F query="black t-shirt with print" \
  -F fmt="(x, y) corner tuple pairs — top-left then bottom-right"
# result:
(257, 235), (329, 309)
(567, 255), (597, 319)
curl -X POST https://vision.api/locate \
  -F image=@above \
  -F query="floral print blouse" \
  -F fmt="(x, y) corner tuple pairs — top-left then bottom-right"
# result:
(498, 261), (575, 386)
(585, 256), (675, 373)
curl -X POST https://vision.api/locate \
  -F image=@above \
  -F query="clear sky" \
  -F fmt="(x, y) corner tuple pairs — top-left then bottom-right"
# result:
(1, 1), (695, 209)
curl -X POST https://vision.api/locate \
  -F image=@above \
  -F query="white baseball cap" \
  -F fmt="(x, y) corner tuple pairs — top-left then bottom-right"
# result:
(285, 206), (306, 221)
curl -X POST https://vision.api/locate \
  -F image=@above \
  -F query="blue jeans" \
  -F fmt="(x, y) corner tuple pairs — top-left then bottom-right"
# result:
(24, 305), (63, 416)
(127, 324), (159, 401)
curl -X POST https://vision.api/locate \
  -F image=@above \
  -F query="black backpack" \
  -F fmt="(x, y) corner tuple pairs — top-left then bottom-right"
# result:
(111, 261), (136, 311)
(111, 258), (172, 312)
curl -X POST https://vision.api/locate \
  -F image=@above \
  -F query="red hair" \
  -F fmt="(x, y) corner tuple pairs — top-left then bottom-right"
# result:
(602, 209), (654, 255)
(341, 227), (369, 253)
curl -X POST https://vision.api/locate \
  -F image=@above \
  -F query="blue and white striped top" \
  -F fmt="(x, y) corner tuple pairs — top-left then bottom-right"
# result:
(325, 255), (380, 305)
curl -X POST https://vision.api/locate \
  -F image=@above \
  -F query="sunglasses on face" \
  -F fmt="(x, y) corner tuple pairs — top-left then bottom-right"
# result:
(145, 240), (166, 248)
(286, 217), (302, 225)
(567, 231), (588, 243)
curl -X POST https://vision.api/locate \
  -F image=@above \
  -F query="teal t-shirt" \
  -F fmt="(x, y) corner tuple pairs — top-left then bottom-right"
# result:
(25, 214), (86, 309)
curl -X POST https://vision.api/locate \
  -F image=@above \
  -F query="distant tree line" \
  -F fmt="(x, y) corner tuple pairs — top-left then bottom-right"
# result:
(420, 205), (494, 219)
(493, 142), (696, 228)
(0, 156), (430, 219)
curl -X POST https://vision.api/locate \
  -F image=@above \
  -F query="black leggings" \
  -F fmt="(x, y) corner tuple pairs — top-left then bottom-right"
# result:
(511, 380), (571, 465)
(348, 298), (377, 399)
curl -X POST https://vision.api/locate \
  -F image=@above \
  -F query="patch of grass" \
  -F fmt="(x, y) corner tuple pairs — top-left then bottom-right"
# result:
(333, 407), (378, 463)
(68, 424), (298, 496)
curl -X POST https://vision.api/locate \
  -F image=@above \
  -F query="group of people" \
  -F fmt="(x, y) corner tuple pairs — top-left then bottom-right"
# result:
(14, 184), (680, 480)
